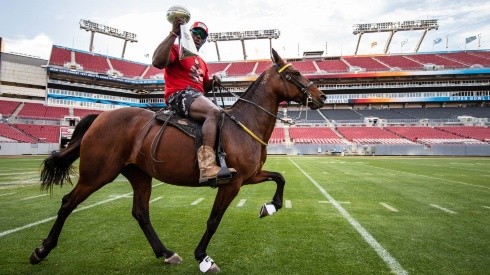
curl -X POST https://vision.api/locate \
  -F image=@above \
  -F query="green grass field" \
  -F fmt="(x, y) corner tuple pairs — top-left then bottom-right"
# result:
(0, 156), (489, 274)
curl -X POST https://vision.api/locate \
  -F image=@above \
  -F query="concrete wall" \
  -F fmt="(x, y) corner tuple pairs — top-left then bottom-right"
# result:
(0, 143), (59, 155)
(267, 143), (490, 156)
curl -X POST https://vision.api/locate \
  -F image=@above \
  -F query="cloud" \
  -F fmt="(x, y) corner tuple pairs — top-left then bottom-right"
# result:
(4, 34), (53, 59)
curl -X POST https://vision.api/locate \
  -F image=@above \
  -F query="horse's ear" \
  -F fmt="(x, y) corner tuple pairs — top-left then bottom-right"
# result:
(271, 48), (284, 66)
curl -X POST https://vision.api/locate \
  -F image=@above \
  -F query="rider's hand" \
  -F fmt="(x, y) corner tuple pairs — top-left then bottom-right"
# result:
(212, 74), (222, 85)
(171, 18), (185, 37)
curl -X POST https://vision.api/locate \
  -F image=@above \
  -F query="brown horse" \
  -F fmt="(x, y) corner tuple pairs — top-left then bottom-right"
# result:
(30, 49), (325, 273)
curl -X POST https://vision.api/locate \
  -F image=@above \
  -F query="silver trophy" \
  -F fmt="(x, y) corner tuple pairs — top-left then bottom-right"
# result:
(166, 5), (197, 59)
(166, 5), (191, 24)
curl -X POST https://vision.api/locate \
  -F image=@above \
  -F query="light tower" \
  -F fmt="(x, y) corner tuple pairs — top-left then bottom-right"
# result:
(207, 29), (280, 61)
(353, 19), (439, 54)
(79, 19), (138, 59)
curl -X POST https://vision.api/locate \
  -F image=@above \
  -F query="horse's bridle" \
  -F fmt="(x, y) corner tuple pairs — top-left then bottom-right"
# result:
(275, 63), (315, 105)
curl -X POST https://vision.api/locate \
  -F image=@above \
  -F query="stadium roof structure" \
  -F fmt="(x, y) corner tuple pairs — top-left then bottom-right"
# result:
(207, 29), (280, 61)
(79, 19), (137, 59)
(353, 19), (439, 55)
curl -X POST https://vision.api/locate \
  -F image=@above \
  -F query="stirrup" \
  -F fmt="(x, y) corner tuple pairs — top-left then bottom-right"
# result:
(200, 167), (236, 187)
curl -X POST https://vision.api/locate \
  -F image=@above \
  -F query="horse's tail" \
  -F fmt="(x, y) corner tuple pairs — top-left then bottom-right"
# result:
(41, 114), (99, 191)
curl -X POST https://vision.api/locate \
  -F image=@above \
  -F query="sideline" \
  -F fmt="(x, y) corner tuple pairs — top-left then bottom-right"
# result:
(288, 158), (408, 275)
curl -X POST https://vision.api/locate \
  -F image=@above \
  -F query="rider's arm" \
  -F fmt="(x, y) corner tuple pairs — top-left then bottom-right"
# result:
(152, 19), (183, 69)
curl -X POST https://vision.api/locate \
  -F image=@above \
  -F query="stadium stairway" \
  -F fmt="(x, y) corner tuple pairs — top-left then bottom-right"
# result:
(371, 57), (392, 70)
(11, 102), (25, 118)
(283, 127), (292, 147)
(402, 56), (424, 66)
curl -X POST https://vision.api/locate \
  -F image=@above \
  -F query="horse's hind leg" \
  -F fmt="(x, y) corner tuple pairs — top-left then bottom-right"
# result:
(30, 178), (109, 264)
(121, 165), (181, 264)
(245, 170), (285, 218)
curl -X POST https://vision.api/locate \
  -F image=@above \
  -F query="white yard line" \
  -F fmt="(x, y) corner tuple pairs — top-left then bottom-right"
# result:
(380, 202), (399, 212)
(289, 158), (408, 275)
(236, 199), (247, 207)
(285, 200), (292, 208)
(483, 206), (490, 210)
(319, 200), (350, 204)
(21, 194), (48, 201)
(0, 192), (15, 197)
(430, 204), (456, 214)
(190, 198), (205, 206)
(1, 177), (40, 186)
(150, 196), (163, 204)
(364, 164), (489, 190)
(0, 192), (133, 238)
(0, 172), (38, 176)
(0, 182), (165, 238)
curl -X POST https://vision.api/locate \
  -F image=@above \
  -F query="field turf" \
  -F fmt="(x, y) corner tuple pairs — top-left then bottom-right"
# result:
(0, 155), (489, 274)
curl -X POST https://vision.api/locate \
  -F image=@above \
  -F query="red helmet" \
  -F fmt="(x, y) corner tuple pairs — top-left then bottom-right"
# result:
(191, 21), (208, 36)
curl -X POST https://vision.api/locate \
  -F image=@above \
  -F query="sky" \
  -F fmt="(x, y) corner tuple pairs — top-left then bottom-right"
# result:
(1, 0), (489, 64)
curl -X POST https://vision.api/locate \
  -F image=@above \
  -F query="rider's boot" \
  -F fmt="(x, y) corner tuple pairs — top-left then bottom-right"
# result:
(197, 145), (236, 184)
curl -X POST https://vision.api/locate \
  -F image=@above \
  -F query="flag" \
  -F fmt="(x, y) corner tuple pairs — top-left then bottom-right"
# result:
(371, 41), (377, 48)
(433, 37), (442, 45)
(465, 36), (477, 44)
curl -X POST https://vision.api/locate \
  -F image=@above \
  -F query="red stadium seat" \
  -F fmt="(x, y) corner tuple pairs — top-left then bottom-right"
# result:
(110, 59), (147, 78)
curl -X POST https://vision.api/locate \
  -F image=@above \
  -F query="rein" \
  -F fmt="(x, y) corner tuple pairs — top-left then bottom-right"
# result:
(224, 112), (268, 146)
(214, 63), (314, 147)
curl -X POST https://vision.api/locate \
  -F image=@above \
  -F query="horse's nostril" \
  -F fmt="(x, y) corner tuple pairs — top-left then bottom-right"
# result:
(320, 94), (326, 101)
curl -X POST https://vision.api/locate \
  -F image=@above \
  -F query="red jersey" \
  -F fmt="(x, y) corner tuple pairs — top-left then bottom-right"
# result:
(163, 44), (211, 102)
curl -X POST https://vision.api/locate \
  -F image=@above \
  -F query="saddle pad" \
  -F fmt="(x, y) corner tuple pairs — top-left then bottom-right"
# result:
(155, 109), (200, 139)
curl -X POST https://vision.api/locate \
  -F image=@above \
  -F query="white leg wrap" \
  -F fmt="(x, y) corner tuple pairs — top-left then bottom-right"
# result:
(265, 203), (277, 215)
(199, 255), (215, 273)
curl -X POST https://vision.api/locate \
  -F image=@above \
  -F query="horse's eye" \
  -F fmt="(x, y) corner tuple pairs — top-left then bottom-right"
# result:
(294, 71), (301, 76)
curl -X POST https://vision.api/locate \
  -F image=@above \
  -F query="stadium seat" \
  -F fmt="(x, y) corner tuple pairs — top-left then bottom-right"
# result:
(315, 59), (349, 73)
(0, 123), (38, 143)
(110, 58), (147, 78)
(342, 56), (389, 71)
(0, 100), (21, 118)
(17, 102), (69, 120)
(226, 61), (257, 76)
(74, 51), (110, 73)
(49, 46), (72, 67)
(408, 53), (465, 69)
(337, 126), (412, 145)
(13, 124), (61, 143)
(289, 127), (343, 144)
(374, 55), (422, 70)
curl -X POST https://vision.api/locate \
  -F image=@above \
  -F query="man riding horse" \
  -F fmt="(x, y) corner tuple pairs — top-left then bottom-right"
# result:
(152, 19), (236, 185)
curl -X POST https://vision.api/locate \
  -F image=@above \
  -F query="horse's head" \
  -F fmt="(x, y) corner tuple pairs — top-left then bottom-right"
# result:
(270, 49), (326, 109)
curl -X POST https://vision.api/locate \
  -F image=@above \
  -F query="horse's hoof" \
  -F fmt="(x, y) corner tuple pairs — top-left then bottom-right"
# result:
(29, 248), (43, 265)
(259, 203), (277, 218)
(164, 253), (182, 264)
(199, 255), (220, 273)
(207, 263), (221, 273)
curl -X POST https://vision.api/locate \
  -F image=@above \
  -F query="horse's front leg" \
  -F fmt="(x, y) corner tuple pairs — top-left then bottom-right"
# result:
(244, 170), (285, 218)
(195, 182), (241, 273)
(123, 166), (181, 264)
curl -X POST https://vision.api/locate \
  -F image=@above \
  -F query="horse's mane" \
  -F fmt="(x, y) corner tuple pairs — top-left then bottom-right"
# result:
(230, 72), (266, 108)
